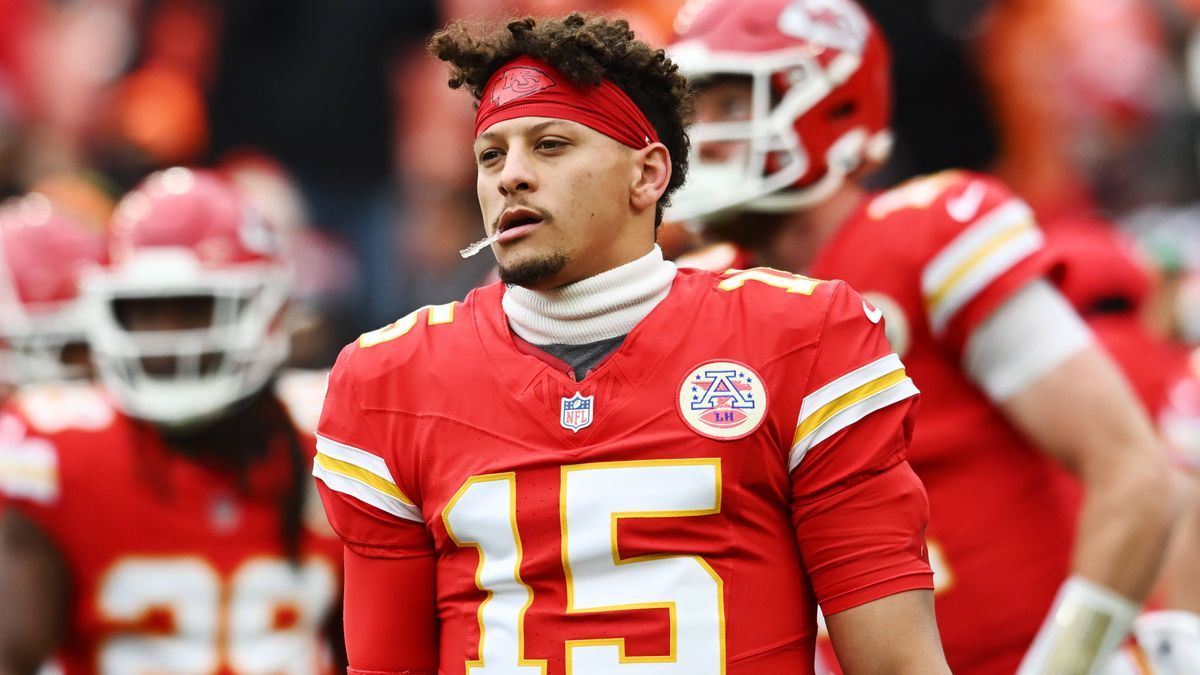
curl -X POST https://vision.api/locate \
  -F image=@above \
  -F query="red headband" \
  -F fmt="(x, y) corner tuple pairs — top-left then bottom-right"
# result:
(474, 55), (660, 149)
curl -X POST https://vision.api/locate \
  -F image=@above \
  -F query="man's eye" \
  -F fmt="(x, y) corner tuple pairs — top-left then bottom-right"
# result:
(478, 149), (502, 164)
(536, 139), (566, 151)
(722, 98), (751, 120)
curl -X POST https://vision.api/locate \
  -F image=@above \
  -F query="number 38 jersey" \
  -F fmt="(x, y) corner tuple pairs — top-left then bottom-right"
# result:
(0, 372), (343, 675)
(314, 268), (933, 674)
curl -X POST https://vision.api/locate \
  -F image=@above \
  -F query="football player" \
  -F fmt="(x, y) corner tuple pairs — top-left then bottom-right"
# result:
(0, 193), (106, 396)
(667, 0), (1174, 673)
(312, 12), (950, 675)
(0, 168), (343, 675)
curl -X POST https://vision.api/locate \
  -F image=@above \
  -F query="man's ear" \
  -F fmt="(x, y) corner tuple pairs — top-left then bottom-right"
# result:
(630, 142), (672, 214)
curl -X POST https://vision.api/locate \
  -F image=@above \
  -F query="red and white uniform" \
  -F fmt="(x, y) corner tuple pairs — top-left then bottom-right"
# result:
(0, 378), (343, 675)
(804, 170), (1080, 674)
(315, 268), (932, 674)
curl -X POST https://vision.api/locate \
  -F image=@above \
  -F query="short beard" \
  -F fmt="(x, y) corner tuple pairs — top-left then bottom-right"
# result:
(498, 249), (570, 288)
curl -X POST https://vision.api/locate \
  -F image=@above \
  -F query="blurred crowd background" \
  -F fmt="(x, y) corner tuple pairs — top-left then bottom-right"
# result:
(4, 0), (1200, 372)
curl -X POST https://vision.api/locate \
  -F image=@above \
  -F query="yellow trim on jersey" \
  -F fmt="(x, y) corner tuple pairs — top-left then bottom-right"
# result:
(921, 198), (1045, 335)
(560, 459), (726, 673)
(792, 368), (910, 448)
(790, 354), (918, 471)
(314, 452), (412, 505)
(359, 302), (458, 348)
(925, 219), (1034, 313)
(312, 434), (421, 522)
(0, 442), (59, 503)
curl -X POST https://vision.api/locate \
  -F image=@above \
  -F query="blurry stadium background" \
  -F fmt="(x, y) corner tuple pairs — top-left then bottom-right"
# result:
(3, 0), (1200, 371)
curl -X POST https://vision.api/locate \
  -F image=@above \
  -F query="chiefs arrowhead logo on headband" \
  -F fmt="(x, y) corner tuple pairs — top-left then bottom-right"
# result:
(491, 66), (558, 106)
(475, 55), (660, 150)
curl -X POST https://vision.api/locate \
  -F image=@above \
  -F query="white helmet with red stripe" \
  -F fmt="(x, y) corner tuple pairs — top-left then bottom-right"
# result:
(666, 0), (893, 223)
(0, 194), (105, 385)
(86, 167), (291, 428)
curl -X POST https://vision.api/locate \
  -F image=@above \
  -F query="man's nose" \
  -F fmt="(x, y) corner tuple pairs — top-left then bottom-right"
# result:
(498, 148), (537, 196)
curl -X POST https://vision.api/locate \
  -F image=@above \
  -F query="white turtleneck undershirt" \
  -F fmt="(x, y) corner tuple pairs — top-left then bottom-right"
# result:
(502, 245), (677, 346)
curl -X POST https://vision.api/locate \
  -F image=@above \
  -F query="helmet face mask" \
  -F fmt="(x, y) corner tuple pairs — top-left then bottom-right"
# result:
(0, 193), (106, 388)
(88, 168), (292, 430)
(671, 59), (813, 223)
(1, 305), (93, 384)
(667, 0), (893, 225)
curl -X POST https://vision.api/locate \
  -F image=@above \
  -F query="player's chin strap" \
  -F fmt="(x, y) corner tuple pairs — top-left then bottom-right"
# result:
(1017, 575), (1140, 675)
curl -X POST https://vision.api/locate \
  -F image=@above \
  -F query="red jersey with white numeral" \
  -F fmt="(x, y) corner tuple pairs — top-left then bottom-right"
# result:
(807, 170), (1081, 674)
(314, 268), (933, 675)
(0, 373), (343, 675)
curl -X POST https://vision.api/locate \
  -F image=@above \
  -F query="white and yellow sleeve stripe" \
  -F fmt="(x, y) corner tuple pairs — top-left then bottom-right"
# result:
(790, 354), (919, 471)
(0, 442), (58, 503)
(922, 199), (1043, 335)
(312, 434), (422, 523)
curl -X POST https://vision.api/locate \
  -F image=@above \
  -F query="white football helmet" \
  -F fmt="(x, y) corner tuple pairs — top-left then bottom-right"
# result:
(0, 193), (105, 386)
(667, 0), (893, 223)
(86, 167), (292, 428)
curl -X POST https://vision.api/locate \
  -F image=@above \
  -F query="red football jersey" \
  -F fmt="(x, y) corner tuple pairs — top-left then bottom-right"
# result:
(808, 170), (1082, 674)
(0, 376), (343, 675)
(314, 268), (933, 674)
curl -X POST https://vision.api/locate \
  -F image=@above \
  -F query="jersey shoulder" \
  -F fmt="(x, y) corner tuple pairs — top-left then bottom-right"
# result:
(678, 266), (867, 352)
(8, 381), (120, 438)
(340, 285), (494, 399)
(0, 382), (126, 505)
(838, 171), (1046, 340)
(820, 170), (1036, 282)
(863, 169), (1026, 231)
(855, 170), (1034, 260)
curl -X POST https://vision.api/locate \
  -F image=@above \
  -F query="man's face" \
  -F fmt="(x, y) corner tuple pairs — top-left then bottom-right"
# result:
(114, 295), (218, 376)
(693, 76), (755, 164)
(474, 117), (643, 290)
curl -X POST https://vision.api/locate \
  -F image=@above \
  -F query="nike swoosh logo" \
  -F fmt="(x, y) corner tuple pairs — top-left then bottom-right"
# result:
(863, 300), (883, 324)
(946, 181), (987, 223)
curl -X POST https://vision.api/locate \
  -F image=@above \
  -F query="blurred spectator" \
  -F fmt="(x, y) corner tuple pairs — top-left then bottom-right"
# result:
(977, 0), (1178, 219)
(205, 0), (438, 342)
(3, 0), (439, 360)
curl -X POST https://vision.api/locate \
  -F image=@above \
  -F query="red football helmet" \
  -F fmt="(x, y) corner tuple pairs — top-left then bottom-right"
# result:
(666, 0), (892, 222)
(86, 167), (292, 428)
(0, 193), (106, 385)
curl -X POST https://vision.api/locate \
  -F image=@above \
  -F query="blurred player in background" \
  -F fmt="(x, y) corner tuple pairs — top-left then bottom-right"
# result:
(0, 167), (342, 675)
(314, 13), (948, 674)
(667, 0), (1174, 672)
(0, 192), (105, 399)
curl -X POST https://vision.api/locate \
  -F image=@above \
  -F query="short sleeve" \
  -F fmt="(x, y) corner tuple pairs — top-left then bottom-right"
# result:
(785, 282), (932, 613)
(786, 282), (920, 484)
(918, 174), (1059, 356)
(313, 344), (432, 559)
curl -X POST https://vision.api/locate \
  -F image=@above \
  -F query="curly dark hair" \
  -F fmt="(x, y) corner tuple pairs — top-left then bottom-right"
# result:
(429, 13), (694, 226)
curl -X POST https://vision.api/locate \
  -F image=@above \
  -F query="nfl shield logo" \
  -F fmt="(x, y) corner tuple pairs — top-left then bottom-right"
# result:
(560, 392), (594, 433)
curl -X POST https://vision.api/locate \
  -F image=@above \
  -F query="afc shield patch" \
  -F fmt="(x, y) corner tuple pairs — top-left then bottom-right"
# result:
(678, 361), (768, 440)
(560, 392), (594, 433)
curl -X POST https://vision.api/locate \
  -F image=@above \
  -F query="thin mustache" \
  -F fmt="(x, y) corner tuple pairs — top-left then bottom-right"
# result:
(489, 205), (553, 232)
